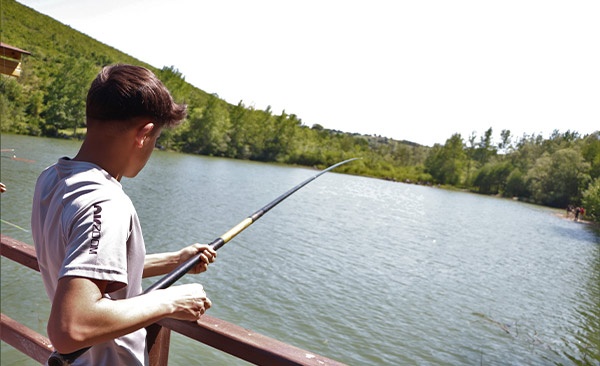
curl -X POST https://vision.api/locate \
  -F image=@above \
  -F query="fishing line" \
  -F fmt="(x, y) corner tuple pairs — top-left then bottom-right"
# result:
(0, 219), (29, 233)
(1, 148), (36, 163)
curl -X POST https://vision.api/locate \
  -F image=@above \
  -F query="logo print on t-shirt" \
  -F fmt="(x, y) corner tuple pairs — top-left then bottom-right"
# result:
(89, 204), (102, 254)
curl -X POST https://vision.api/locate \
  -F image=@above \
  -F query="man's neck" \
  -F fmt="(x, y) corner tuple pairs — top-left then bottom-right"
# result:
(74, 136), (131, 181)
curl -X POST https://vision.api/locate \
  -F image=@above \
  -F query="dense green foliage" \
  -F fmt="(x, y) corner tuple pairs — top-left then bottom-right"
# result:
(1, 0), (599, 221)
(424, 129), (600, 212)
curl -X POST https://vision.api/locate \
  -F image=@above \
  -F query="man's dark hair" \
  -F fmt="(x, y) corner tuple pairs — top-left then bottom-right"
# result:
(86, 64), (187, 128)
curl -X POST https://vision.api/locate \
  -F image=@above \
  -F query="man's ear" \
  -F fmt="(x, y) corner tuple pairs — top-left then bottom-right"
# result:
(135, 122), (155, 148)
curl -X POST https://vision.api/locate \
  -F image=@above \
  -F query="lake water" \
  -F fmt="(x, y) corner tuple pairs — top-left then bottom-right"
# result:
(1, 133), (599, 365)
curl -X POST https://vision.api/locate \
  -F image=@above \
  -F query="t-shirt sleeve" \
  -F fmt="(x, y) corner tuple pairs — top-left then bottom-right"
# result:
(59, 194), (131, 289)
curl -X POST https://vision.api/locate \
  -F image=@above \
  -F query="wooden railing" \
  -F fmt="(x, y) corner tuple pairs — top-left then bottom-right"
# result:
(0, 235), (345, 365)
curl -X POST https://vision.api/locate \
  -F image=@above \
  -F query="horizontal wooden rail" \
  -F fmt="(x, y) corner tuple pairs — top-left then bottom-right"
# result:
(0, 234), (39, 271)
(0, 313), (53, 364)
(158, 316), (343, 365)
(0, 235), (345, 365)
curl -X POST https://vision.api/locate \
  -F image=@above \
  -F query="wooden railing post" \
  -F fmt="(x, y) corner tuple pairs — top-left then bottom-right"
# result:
(146, 323), (171, 366)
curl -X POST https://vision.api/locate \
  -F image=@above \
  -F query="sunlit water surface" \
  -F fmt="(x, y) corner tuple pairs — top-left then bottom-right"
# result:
(1, 134), (599, 365)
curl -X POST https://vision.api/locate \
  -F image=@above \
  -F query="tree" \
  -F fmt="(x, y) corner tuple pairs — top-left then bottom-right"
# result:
(464, 131), (478, 185)
(581, 132), (600, 179)
(498, 129), (512, 154)
(505, 168), (528, 198)
(582, 177), (600, 222)
(0, 75), (29, 133)
(472, 127), (497, 165)
(526, 148), (590, 207)
(259, 111), (299, 162)
(41, 57), (96, 137)
(182, 96), (232, 156)
(227, 101), (252, 159)
(472, 160), (513, 195)
(425, 134), (466, 185)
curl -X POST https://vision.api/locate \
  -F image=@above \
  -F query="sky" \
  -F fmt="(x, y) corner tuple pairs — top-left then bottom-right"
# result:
(15, 0), (599, 146)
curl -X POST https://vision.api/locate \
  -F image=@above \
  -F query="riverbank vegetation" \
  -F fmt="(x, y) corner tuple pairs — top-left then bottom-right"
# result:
(1, 0), (599, 221)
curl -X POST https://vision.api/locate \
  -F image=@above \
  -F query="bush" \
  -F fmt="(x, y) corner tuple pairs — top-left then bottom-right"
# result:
(582, 177), (600, 222)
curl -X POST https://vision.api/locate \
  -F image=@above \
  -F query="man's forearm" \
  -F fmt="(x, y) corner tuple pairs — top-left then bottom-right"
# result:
(143, 251), (181, 278)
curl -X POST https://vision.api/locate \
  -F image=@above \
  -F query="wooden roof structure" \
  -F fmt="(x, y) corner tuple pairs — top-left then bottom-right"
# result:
(1, 42), (32, 77)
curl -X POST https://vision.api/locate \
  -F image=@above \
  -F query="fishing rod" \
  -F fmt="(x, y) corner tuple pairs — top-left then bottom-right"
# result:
(147, 157), (359, 291)
(47, 157), (358, 366)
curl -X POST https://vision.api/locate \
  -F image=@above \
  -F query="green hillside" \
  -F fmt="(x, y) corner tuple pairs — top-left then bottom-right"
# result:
(2, 0), (150, 69)
(0, 0), (211, 136)
(2, 0), (599, 220)
(1, 0), (429, 178)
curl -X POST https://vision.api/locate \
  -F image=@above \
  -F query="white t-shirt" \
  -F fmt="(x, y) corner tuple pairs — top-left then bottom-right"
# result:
(32, 158), (148, 366)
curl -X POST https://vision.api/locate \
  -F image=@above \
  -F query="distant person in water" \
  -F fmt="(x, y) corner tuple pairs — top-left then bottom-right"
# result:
(574, 207), (581, 221)
(566, 204), (574, 218)
(31, 64), (217, 365)
(576, 207), (585, 221)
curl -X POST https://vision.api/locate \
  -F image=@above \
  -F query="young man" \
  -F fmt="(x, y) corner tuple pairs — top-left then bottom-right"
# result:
(31, 64), (217, 365)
